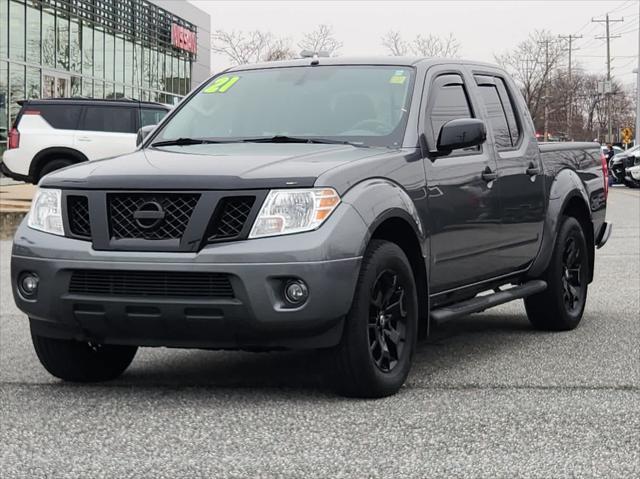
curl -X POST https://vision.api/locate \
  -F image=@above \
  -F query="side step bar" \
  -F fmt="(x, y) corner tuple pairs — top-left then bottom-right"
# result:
(430, 280), (547, 325)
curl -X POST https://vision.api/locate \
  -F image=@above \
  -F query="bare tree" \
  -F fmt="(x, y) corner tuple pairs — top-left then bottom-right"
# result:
(212, 30), (275, 65)
(412, 33), (460, 58)
(495, 30), (565, 128)
(298, 24), (342, 56)
(264, 37), (296, 62)
(381, 30), (409, 56)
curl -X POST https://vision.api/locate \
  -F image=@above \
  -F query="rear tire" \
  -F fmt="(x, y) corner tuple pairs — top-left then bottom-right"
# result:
(332, 240), (418, 398)
(31, 332), (137, 382)
(37, 158), (74, 182)
(524, 216), (589, 331)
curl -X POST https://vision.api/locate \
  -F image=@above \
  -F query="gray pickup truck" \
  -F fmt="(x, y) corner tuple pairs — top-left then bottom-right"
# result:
(11, 57), (611, 398)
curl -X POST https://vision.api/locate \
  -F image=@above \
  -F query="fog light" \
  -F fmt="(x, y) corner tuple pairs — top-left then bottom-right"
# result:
(19, 273), (39, 297)
(284, 280), (309, 305)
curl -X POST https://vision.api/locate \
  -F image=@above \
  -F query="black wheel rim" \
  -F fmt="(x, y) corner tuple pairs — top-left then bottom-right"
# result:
(561, 236), (584, 313)
(368, 269), (407, 372)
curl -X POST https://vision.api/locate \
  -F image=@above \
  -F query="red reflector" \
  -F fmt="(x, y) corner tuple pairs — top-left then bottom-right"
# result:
(600, 153), (609, 200)
(8, 127), (20, 149)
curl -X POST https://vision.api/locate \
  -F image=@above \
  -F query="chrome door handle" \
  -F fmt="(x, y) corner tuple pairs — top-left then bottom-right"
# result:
(526, 164), (541, 176)
(77, 137), (91, 142)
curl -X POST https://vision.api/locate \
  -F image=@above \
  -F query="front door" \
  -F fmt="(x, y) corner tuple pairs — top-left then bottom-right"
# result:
(43, 73), (70, 98)
(422, 71), (504, 293)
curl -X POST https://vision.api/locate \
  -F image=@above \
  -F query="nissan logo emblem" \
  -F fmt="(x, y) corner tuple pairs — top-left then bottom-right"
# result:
(133, 201), (165, 229)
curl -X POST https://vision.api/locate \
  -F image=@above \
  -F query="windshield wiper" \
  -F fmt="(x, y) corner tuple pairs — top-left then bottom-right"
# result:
(240, 135), (369, 148)
(151, 138), (231, 147)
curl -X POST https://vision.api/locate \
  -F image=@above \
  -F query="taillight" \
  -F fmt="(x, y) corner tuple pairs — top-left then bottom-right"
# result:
(8, 127), (20, 149)
(600, 152), (608, 200)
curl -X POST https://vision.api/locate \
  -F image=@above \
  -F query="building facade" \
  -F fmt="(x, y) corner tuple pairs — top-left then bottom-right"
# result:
(0, 0), (211, 153)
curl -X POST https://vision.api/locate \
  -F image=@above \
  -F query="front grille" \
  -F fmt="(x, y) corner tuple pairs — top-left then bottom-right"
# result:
(108, 193), (199, 240)
(67, 196), (91, 239)
(69, 270), (234, 298)
(207, 196), (255, 241)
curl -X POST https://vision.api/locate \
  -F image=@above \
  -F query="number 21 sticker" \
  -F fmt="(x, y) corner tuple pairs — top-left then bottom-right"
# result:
(204, 76), (240, 93)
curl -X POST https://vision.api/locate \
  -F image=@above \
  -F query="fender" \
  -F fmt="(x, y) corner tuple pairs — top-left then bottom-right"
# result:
(341, 178), (428, 260)
(527, 168), (592, 279)
(29, 147), (89, 179)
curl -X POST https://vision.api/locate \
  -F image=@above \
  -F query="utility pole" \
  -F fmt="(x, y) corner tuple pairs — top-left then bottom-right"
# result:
(559, 34), (582, 140)
(593, 13), (623, 143)
(538, 38), (554, 142)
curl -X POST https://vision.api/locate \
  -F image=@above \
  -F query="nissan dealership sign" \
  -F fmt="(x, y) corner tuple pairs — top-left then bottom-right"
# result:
(171, 23), (197, 54)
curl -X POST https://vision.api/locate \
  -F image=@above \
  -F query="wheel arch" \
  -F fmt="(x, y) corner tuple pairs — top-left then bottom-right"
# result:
(527, 169), (595, 282)
(29, 147), (89, 182)
(342, 178), (430, 334)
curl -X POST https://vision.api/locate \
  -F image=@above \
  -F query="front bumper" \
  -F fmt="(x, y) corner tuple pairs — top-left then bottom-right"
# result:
(11, 204), (367, 349)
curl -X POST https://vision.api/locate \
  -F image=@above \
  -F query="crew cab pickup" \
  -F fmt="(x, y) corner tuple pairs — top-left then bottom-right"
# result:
(11, 58), (611, 398)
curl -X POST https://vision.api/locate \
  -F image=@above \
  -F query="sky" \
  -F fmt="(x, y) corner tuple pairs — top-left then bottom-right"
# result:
(187, 0), (640, 84)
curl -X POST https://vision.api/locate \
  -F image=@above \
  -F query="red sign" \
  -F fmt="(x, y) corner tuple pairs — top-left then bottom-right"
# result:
(171, 23), (197, 54)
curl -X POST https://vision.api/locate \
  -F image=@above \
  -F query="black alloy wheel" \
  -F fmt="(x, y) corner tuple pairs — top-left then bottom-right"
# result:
(368, 270), (408, 373)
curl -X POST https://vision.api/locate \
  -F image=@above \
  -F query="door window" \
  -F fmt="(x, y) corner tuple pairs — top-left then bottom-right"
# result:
(140, 108), (167, 128)
(495, 77), (521, 146)
(476, 83), (511, 150)
(81, 106), (135, 133)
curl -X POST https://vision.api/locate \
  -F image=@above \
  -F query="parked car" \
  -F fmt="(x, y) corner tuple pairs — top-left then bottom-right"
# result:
(11, 58), (611, 398)
(609, 146), (640, 188)
(1, 98), (170, 183)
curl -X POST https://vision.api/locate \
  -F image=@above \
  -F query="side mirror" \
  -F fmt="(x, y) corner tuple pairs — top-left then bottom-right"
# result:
(136, 124), (156, 147)
(436, 118), (486, 153)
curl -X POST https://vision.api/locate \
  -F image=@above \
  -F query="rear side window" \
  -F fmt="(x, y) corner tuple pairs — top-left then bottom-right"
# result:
(27, 105), (81, 130)
(495, 77), (521, 146)
(140, 108), (167, 128)
(476, 84), (511, 150)
(81, 106), (136, 133)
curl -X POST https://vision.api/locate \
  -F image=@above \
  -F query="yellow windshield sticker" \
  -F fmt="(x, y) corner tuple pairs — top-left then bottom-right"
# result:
(389, 75), (406, 85)
(204, 76), (240, 93)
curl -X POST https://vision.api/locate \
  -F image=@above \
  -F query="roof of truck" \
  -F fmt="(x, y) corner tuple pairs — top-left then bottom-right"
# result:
(226, 56), (504, 72)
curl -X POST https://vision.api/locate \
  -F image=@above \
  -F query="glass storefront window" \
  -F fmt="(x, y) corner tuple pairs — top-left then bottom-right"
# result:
(82, 23), (93, 76)
(142, 46), (150, 88)
(105, 33), (114, 81)
(9, 0), (26, 61)
(26, 3), (41, 65)
(0, 0), (7, 59)
(57, 15), (70, 70)
(71, 76), (81, 96)
(82, 78), (92, 97)
(70, 20), (81, 73)
(172, 54), (179, 95)
(42, 7), (55, 68)
(114, 35), (124, 84)
(0, 62), (7, 149)
(134, 42), (142, 87)
(163, 53), (171, 93)
(94, 28), (104, 80)
(104, 82), (114, 99)
(124, 39), (133, 84)
(26, 67), (40, 98)
(94, 81), (104, 99)
(9, 63), (25, 125)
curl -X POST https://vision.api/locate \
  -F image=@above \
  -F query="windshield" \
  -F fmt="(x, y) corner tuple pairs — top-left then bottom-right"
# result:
(153, 65), (415, 148)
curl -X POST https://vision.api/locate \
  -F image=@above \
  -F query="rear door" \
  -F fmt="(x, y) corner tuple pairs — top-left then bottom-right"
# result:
(422, 68), (504, 293)
(473, 72), (545, 272)
(75, 105), (137, 160)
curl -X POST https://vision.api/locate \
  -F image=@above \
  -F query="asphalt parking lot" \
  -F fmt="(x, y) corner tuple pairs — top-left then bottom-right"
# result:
(0, 186), (638, 478)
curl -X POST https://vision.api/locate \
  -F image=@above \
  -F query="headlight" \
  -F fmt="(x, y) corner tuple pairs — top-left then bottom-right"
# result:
(27, 188), (64, 236)
(249, 188), (340, 238)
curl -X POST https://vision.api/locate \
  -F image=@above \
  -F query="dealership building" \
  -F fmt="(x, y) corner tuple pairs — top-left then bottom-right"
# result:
(0, 0), (211, 152)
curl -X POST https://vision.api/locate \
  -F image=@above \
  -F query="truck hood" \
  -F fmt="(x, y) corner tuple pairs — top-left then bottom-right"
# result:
(40, 143), (388, 190)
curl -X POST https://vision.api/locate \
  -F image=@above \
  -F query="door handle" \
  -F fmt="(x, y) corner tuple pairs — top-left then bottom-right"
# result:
(77, 136), (91, 142)
(481, 167), (498, 182)
(526, 164), (541, 176)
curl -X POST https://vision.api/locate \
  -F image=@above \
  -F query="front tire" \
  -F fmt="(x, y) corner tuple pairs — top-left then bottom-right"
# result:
(37, 158), (74, 182)
(332, 240), (418, 398)
(31, 332), (137, 382)
(525, 216), (589, 331)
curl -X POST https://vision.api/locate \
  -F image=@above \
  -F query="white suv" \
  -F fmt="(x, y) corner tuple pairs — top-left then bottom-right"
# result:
(1, 99), (170, 183)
